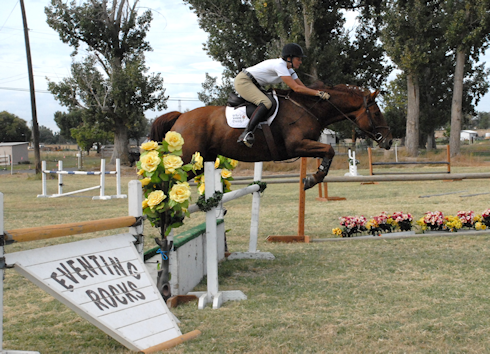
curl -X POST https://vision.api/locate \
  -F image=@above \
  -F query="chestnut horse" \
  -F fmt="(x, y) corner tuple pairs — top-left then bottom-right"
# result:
(150, 82), (393, 190)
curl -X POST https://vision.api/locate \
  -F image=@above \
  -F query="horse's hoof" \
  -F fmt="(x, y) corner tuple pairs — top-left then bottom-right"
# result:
(302, 177), (315, 190)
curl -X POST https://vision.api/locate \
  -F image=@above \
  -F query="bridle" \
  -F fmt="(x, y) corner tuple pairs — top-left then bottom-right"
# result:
(282, 91), (391, 145)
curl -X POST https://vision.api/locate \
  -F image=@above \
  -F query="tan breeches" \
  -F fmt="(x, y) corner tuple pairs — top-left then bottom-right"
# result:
(234, 72), (273, 109)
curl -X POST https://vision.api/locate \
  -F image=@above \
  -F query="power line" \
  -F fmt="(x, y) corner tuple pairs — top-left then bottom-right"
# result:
(0, 86), (201, 101)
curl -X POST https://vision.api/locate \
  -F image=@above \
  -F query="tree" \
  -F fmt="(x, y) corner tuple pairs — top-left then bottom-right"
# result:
(71, 123), (112, 155)
(381, 74), (408, 140)
(186, 0), (391, 102)
(198, 73), (234, 106)
(0, 111), (32, 142)
(39, 126), (58, 144)
(442, 0), (490, 156)
(45, 0), (168, 164)
(54, 110), (83, 142)
(382, 0), (443, 156)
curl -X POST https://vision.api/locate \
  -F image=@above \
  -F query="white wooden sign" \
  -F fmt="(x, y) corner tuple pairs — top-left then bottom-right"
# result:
(6, 234), (182, 352)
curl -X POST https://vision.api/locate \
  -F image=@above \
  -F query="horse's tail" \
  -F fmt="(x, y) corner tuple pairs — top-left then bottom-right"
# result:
(149, 111), (182, 142)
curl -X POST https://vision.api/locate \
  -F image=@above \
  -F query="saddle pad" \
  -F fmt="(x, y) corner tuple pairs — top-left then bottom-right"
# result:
(225, 91), (279, 128)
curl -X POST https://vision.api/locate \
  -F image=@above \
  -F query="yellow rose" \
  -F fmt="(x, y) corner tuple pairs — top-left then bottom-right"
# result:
(165, 131), (184, 152)
(475, 222), (483, 230)
(215, 158), (220, 169)
(163, 155), (183, 173)
(142, 199), (148, 208)
(140, 141), (159, 151)
(198, 182), (205, 195)
(194, 175), (202, 183)
(137, 169), (145, 175)
(140, 151), (161, 172)
(229, 159), (239, 168)
(224, 180), (231, 190)
(170, 182), (191, 203)
(482, 224), (487, 230)
(192, 152), (204, 170)
(140, 177), (151, 186)
(221, 169), (232, 179)
(173, 173), (182, 181)
(147, 190), (166, 209)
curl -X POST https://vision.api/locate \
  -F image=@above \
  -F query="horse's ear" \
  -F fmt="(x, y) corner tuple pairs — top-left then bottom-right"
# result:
(371, 90), (380, 100)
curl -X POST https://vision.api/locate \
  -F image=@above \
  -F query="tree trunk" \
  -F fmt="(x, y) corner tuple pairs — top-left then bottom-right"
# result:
(111, 118), (129, 165)
(450, 48), (465, 157)
(405, 73), (420, 156)
(303, 5), (318, 81)
(426, 128), (435, 151)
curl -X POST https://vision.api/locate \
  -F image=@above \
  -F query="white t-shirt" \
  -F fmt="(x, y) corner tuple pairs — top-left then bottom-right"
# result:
(245, 58), (298, 86)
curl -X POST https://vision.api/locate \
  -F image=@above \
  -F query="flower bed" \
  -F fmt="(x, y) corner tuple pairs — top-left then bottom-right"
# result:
(333, 209), (489, 238)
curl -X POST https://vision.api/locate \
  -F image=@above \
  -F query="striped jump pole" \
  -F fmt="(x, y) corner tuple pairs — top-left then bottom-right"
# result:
(38, 159), (126, 200)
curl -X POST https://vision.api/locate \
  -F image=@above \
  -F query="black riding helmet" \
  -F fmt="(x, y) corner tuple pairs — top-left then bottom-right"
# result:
(281, 43), (306, 61)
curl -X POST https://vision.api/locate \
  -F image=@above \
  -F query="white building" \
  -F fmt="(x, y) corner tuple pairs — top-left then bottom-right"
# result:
(319, 129), (337, 145)
(0, 142), (29, 164)
(460, 130), (478, 142)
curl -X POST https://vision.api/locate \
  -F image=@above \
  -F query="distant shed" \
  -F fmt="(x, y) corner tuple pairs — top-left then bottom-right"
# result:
(319, 129), (337, 145)
(460, 130), (478, 142)
(0, 142), (29, 164)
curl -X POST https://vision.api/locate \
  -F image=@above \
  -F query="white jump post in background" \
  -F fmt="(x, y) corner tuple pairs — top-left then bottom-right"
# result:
(228, 162), (274, 260)
(37, 159), (126, 200)
(345, 148), (359, 177)
(194, 162), (247, 310)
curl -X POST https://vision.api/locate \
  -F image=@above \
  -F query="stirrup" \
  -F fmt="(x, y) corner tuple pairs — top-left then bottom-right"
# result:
(238, 131), (255, 148)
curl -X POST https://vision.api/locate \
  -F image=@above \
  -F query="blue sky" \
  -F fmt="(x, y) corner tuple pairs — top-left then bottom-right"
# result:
(1, 0), (489, 133)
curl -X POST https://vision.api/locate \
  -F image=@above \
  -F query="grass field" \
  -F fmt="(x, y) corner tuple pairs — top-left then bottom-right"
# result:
(1, 143), (490, 353)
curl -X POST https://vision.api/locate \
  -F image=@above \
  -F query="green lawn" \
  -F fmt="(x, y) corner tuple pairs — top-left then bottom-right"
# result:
(1, 159), (490, 353)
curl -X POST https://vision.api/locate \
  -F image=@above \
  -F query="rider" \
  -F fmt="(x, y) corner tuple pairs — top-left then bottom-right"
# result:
(234, 43), (330, 148)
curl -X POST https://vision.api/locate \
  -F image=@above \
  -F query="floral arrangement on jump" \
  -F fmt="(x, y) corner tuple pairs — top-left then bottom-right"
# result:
(137, 132), (240, 236)
(194, 155), (239, 195)
(137, 132), (203, 236)
(333, 209), (490, 237)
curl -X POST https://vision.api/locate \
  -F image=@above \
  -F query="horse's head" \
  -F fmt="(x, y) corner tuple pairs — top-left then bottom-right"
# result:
(353, 91), (393, 150)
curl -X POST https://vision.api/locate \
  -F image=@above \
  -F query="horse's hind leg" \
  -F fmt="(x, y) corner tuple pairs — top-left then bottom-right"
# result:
(303, 156), (333, 190)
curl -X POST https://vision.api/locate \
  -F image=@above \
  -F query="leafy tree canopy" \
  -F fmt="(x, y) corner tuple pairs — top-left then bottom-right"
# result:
(0, 111), (32, 142)
(45, 0), (168, 164)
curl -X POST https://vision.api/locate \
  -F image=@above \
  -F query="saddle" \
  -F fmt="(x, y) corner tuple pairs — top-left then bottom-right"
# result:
(226, 91), (278, 119)
(226, 91), (285, 161)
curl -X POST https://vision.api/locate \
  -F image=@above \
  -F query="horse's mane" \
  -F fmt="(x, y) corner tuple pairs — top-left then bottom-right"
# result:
(308, 82), (371, 97)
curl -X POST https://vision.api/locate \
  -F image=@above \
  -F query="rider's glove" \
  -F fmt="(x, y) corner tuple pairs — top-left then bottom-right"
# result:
(317, 91), (330, 100)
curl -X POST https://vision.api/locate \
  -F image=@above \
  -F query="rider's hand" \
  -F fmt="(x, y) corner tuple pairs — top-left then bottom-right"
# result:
(317, 91), (330, 100)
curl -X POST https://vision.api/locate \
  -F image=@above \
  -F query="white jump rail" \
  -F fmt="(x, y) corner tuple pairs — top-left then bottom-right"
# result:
(37, 159), (126, 200)
(189, 161), (273, 260)
(147, 161), (273, 309)
(0, 155), (13, 175)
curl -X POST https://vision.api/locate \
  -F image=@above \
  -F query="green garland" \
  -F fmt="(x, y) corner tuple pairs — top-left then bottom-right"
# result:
(196, 191), (224, 212)
(249, 181), (267, 193)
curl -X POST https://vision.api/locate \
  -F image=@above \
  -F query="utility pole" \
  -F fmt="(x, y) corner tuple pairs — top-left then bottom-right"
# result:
(19, 0), (41, 174)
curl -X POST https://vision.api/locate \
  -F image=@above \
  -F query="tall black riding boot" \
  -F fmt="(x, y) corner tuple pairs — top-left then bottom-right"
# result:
(237, 103), (269, 148)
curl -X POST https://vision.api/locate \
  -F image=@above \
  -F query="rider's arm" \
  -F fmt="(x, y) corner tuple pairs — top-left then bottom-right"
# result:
(281, 75), (324, 97)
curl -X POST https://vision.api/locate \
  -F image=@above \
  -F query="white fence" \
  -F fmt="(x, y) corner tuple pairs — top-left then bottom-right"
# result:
(37, 159), (126, 200)
(0, 155), (13, 175)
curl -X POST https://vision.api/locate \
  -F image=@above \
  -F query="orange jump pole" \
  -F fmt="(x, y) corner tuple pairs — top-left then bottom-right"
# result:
(267, 157), (310, 243)
(315, 159), (346, 202)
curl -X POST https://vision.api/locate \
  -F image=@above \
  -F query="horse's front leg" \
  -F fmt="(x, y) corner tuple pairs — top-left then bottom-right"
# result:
(303, 155), (334, 190)
(289, 140), (335, 190)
